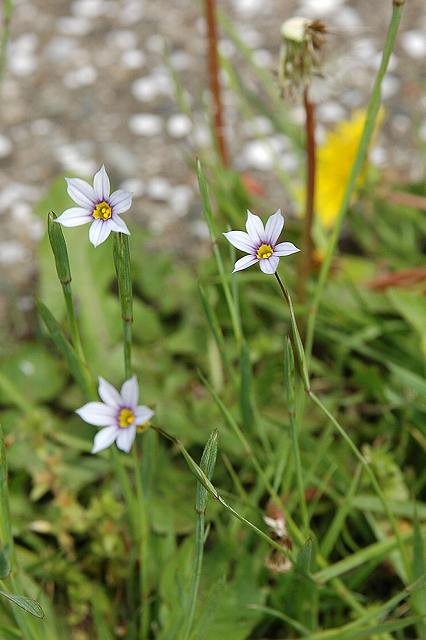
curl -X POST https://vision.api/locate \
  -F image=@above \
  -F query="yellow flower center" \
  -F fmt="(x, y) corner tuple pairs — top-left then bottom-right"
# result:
(92, 201), (112, 220)
(256, 243), (273, 259)
(118, 408), (135, 428)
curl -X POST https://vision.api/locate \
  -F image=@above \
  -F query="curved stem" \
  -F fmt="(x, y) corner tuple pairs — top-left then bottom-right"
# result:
(304, 3), (404, 364)
(309, 390), (410, 577)
(297, 87), (316, 304)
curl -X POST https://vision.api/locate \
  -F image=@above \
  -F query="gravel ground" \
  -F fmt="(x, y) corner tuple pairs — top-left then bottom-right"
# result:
(0, 0), (425, 332)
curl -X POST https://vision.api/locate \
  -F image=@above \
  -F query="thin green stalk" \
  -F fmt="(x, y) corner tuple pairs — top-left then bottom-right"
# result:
(182, 431), (218, 640)
(320, 465), (362, 559)
(0, 429), (43, 639)
(153, 426), (297, 566)
(285, 339), (309, 534)
(0, 426), (12, 580)
(197, 159), (242, 344)
(309, 391), (410, 577)
(297, 86), (316, 303)
(297, 576), (425, 640)
(113, 233), (133, 378)
(305, 2), (405, 363)
(36, 300), (96, 400)
(274, 271), (410, 575)
(275, 273), (310, 391)
(133, 443), (150, 640)
(156, 425), (382, 624)
(248, 604), (310, 636)
(198, 284), (238, 387)
(199, 370), (304, 546)
(0, 0), (13, 87)
(48, 213), (86, 364)
(154, 426), (391, 622)
(113, 232), (150, 640)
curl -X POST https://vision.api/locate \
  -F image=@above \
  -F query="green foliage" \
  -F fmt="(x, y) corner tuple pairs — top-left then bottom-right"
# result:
(1, 4), (425, 638)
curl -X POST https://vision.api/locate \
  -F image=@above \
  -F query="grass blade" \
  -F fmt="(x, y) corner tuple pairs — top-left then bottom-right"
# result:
(182, 430), (218, 640)
(36, 300), (95, 399)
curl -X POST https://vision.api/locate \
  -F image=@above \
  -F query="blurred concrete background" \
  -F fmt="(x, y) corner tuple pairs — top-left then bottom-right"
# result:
(0, 0), (425, 331)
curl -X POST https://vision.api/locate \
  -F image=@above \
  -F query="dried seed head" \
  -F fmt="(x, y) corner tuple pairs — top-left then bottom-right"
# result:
(278, 16), (327, 98)
(264, 502), (293, 574)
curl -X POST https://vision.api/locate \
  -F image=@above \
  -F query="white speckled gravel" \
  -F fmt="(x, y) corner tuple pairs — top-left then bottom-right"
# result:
(129, 114), (163, 136)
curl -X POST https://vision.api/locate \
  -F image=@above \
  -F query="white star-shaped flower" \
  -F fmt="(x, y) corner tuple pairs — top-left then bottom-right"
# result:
(76, 376), (154, 453)
(223, 209), (300, 274)
(56, 165), (132, 247)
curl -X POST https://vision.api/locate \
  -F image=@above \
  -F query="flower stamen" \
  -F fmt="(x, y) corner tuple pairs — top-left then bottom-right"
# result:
(118, 408), (135, 428)
(93, 201), (112, 220)
(257, 243), (273, 260)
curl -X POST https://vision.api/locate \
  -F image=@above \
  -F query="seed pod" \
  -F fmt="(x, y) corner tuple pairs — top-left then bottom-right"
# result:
(278, 17), (327, 98)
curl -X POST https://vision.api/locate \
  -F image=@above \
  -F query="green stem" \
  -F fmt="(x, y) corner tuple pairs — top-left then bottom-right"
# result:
(0, 427), (12, 579)
(62, 283), (85, 364)
(113, 233), (133, 379)
(199, 370), (304, 546)
(153, 426), (297, 566)
(304, 2), (404, 363)
(155, 424), (391, 623)
(133, 443), (149, 640)
(182, 431), (218, 640)
(285, 340), (309, 534)
(47, 212), (95, 398)
(274, 271), (410, 599)
(113, 233), (150, 639)
(197, 159), (242, 345)
(275, 273), (310, 391)
(309, 390), (410, 577)
(0, 429), (42, 640)
(297, 86), (316, 303)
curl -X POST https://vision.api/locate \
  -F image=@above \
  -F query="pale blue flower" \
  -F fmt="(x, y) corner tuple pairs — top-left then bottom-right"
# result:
(223, 209), (300, 274)
(76, 376), (154, 453)
(56, 165), (132, 247)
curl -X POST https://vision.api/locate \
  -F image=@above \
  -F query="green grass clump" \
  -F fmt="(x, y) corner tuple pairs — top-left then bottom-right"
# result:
(0, 1), (425, 638)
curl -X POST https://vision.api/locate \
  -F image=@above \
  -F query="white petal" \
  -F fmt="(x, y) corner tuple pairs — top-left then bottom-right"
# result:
(121, 375), (139, 409)
(109, 215), (130, 235)
(233, 255), (258, 273)
(55, 207), (92, 227)
(89, 219), (112, 247)
(109, 189), (132, 214)
(273, 242), (300, 256)
(116, 425), (136, 452)
(76, 402), (117, 426)
(92, 426), (118, 454)
(246, 210), (265, 245)
(223, 231), (256, 253)
(66, 178), (96, 209)
(93, 165), (110, 201)
(98, 377), (121, 408)
(265, 209), (284, 246)
(259, 255), (280, 274)
(135, 406), (154, 424)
